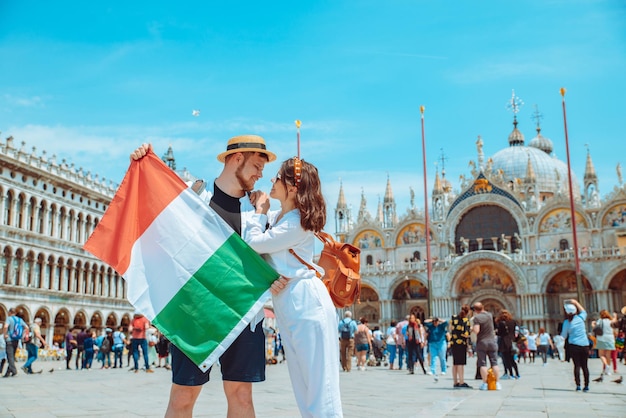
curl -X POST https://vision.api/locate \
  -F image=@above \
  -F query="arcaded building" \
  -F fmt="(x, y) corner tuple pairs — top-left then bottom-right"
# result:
(0, 138), (204, 345)
(337, 114), (626, 335)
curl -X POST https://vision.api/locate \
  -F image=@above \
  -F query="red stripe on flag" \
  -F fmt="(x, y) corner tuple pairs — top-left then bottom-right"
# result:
(83, 150), (188, 275)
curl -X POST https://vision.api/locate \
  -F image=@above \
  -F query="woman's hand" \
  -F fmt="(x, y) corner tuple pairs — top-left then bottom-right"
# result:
(253, 192), (270, 214)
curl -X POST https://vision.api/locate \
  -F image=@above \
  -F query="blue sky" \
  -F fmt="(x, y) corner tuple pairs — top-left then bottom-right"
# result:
(1, 1), (625, 226)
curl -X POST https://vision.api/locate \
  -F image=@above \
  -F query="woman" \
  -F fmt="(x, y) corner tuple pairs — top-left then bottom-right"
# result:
(405, 314), (426, 375)
(496, 310), (520, 379)
(354, 317), (373, 371)
(526, 329), (538, 363)
(553, 333), (566, 361)
(243, 157), (343, 417)
(536, 327), (554, 366)
(450, 304), (472, 388)
(561, 299), (590, 392)
(385, 320), (398, 370)
(594, 309), (616, 378)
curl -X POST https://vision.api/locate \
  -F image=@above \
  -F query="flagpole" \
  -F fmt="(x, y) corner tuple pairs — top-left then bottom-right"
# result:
(420, 105), (433, 317)
(295, 120), (302, 158)
(560, 88), (584, 305)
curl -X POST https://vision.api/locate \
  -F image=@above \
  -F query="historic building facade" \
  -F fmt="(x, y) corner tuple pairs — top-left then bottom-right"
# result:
(337, 114), (626, 335)
(0, 136), (133, 345)
(0, 139), (205, 346)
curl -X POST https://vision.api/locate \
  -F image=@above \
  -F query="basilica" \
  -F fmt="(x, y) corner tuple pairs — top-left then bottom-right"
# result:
(337, 112), (626, 335)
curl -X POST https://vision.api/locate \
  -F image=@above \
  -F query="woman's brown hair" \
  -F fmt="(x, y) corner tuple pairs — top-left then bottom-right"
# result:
(277, 158), (326, 232)
(497, 309), (512, 322)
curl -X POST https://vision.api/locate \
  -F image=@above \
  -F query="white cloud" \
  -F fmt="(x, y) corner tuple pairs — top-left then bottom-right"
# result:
(3, 94), (44, 107)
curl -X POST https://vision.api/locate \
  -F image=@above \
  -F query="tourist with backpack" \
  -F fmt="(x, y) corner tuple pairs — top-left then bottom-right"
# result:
(99, 328), (113, 369)
(23, 317), (46, 374)
(2, 307), (29, 377)
(244, 157), (344, 417)
(338, 311), (358, 372)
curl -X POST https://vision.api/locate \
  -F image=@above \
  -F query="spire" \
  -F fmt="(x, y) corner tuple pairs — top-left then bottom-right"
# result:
(336, 180), (347, 209)
(583, 145), (600, 207)
(506, 90), (525, 147)
(334, 180), (351, 240)
(433, 170), (443, 194)
(583, 147), (597, 183)
(357, 188), (370, 222)
(162, 145), (176, 170)
(377, 196), (383, 224)
(384, 174), (394, 203)
(382, 175), (396, 228)
(524, 154), (536, 183)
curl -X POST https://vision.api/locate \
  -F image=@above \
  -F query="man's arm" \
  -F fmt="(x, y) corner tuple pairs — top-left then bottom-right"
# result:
(130, 143), (153, 161)
(269, 276), (289, 295)
(36, 327), (46, 347)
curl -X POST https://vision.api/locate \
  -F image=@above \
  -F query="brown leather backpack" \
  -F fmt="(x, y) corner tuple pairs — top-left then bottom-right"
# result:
(290, 231), (361, 308)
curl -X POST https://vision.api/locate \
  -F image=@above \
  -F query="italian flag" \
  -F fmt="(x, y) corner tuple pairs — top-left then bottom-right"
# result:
(83, 150), (278, 371)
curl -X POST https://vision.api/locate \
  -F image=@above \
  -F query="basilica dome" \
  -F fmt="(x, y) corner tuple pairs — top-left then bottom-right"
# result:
(490, 125), (581, 199)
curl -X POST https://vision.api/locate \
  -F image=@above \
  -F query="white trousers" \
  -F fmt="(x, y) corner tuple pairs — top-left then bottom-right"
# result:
(273, 277), (343, 418)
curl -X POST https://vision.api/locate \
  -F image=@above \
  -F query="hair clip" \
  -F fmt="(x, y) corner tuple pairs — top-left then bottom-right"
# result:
(294, 157), (302, 188)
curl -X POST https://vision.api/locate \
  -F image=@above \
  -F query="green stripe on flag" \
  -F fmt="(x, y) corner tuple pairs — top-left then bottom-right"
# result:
(152, 234), (279, 366)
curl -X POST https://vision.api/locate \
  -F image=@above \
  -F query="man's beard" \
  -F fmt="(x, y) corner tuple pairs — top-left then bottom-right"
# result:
(235, 164), (255, 192)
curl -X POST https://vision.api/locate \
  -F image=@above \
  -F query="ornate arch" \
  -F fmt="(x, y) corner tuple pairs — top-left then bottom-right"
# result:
(541, 266), (594, 294)
(446, 193), (528, 245)
(443, 251), (527, 296)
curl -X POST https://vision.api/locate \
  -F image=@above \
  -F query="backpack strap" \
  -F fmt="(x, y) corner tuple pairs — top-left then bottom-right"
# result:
(288, 249), (322, 278)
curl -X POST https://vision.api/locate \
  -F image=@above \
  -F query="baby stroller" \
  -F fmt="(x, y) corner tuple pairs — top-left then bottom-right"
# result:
(370, 339), (385, 366)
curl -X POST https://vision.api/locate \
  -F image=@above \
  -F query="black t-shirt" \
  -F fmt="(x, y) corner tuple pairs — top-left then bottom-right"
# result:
(209, 182), (242, 236)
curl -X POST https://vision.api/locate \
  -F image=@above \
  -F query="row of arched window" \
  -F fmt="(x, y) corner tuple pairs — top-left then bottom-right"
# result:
(1, 245), (125, 299)
(1, 187), (101, 244)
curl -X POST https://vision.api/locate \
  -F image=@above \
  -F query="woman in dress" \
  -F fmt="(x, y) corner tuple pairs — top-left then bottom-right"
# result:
(243, 157), (343, 417)
(450, 304), (472, 388)
(594, 309), (616, 378)
(496, 310), (520, 379)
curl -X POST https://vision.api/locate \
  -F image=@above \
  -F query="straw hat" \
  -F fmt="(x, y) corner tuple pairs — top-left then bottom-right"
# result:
(621, 306), (626, 315)
(217, 135), (276, 163)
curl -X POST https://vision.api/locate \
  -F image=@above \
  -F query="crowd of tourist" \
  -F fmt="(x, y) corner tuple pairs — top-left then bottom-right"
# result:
(3, 303), (626, 394)
(335, 302), (626, 392)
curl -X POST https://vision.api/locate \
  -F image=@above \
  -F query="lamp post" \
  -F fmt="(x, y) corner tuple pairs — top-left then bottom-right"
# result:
(560, 88), (584, 305)
(420, 105), (433, 316)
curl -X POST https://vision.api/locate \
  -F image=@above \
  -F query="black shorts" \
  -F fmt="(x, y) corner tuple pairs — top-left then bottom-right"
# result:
(451, 344), (467, 365)
(171, 321), (266, 386)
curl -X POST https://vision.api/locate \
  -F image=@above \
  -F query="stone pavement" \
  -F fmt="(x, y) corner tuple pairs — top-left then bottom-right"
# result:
(1, 356), (625, 417)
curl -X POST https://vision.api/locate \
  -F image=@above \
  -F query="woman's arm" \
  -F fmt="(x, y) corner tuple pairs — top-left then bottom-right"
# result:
(243, 212), (308, 254)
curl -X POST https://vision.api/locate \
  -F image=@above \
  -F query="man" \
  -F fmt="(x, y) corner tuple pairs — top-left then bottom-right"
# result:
(2, 308), (29, 377)
(75, 326), (88, 370)
(23, 317), (46, 374)
(471, 302), (501, 390)
(65, 327), (78, 370)
(338, 311), (358, 372)
(424, 316), (449, 381)
(131, 135), (288, 418)
(129, 312), (153, 374)
(395, 315), (410, 370)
